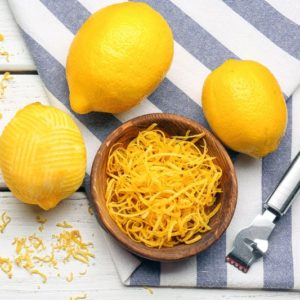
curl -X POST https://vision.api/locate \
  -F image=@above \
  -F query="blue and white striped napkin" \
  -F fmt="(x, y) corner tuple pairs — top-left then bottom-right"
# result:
(7, 0), (300, 289)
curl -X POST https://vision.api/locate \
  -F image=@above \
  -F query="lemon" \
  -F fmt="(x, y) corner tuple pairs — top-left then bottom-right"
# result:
(0, 103), (86, 210)
(202, 59), (287, 158)
(66, 2), (174, 114)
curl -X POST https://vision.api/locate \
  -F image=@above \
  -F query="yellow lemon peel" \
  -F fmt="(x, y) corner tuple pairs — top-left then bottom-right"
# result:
(31, 269), (47, 283)
(0, 72), (13, 98)
(202, 59), (287, 158)
(79, 269), (87, 276)
(0, 35), (11, 62)
(0, 212), (11, 233)
(28, 234), (46, 251)
(52, 230), (94, 264)
(88, 206), (94, 216)
(33, 250), (57, 268)
(0, 50), (10, 62)
(144, 287), (154, 295)
(0, 257), (13, 279)
(66, 272), (74, 282)
(56, 221), (73, 228)
(36, 215), (47, 224)
(0, 103), (86, 210)
(106, 124), (222, 248)
(11, 227), (94, 283)
(66, 2), (173, 114)
(36, 216), (47, 232)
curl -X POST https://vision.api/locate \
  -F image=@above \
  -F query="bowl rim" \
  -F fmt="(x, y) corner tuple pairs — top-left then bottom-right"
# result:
(91, 113), (238, 261)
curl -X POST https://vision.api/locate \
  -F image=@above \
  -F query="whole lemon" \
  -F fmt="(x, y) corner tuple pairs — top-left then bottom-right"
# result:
(66, 2), (174, 114)
(0, 103), (86, 210)
(202, 60), (287, 158)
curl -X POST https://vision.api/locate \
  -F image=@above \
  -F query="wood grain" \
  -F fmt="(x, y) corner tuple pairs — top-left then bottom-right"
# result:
(91, 113), (237, 261)
(0, 0), (299, 298)
(0, 0), (35, 71)
(0, 193), (299, 300)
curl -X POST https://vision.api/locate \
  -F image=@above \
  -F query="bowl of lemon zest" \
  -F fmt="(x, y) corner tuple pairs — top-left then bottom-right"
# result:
(91, 113), (237, 261)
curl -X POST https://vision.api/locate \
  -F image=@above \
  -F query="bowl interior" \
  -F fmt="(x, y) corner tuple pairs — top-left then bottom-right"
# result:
(91, 113), (237, 261)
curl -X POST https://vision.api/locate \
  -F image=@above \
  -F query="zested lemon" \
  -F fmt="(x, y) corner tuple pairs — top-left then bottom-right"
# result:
(0, 103), (86, 210)
(202, 59), (287, 158)
(66, 2), (174, 114)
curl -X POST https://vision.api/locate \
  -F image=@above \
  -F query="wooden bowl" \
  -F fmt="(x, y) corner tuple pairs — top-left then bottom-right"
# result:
(91, 113), (237, 261)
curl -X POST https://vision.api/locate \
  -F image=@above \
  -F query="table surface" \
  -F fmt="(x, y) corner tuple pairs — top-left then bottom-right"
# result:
(0, 1), (299, 299)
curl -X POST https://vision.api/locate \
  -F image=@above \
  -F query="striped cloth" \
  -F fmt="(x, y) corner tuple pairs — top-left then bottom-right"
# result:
(7, 0), (300, 289)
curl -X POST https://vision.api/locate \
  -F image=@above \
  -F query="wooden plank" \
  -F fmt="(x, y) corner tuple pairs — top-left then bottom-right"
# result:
(0, 74), (49, 187)
(0, 74), (49, 133)
(0, 192), (299, 300)
(0, 288), (299, 300)
(0, 0), (299, 298)
(0, 0), (35, 71)
(0, 192), (119, 295)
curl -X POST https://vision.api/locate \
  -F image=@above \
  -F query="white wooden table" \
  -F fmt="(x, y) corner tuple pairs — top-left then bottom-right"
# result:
(0, 1), (299, 299)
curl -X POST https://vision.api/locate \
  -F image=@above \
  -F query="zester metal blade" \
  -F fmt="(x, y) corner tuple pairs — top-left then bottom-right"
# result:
(226, 209), (277, 272)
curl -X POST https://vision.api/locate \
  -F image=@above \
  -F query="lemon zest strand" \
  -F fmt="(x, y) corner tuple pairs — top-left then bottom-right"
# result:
(52, 230), (94, 264)
(66, 272), (74, 282)
(79, 269), (88, 275)
(0, 212), (11, 233)
(31, 269), (47, 283)
(56, 221), (73, 228)
(0, 72), (12, 98)
(0, 257), (13, 278)
(36, 215), (47, 224)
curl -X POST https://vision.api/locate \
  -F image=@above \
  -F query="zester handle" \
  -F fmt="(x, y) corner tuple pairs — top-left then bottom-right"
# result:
(264, 151), (300, 216)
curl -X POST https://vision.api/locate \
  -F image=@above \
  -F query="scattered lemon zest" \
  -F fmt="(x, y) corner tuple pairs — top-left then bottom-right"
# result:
(0, 49), (10, 62)
(66, 272), (74, 282)
(2, 72), (12, 81)
(53, 230), (95, 264)
(12, 236), (52, 282)
(36, 215), (47, 224)
(0, 212), (11, 233)
(0, 72), (13, 98)
(144, 286), (154, 295)
(0, 257), (13, 278)
(70, 294), (87, 300)
(106, 124), (222, 248)
(36, 216), (47, 232)
(88, 206), (94, 216)
(29, 234), (46, 251)
(67, 2), (173, 115)
(33, 250), (57, 268)
(56, 221), (73, 228)
(38, 224), (45, 232)
(79, 269), (87, 276)
(9, 225), (94, 284)
(0, 35), (10, 62)
(31, 269), (47, 283)
(52, 230), (94, 264)
(13, 237), (35, 270)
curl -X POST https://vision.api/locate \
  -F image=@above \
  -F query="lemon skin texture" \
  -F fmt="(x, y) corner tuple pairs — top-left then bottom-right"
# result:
(66, 2), (174, 114)
(202, 60), (287, 158)
(0, 103), (86, 210)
